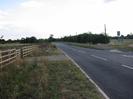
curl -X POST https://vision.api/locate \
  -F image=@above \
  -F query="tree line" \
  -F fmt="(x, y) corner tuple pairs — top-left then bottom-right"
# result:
(0, 36), (45, 44)
(110, 33), (133, 39)
(49, 32), (133, 44)
(0, 33), (133, 44)
(58, 33), (110, 44)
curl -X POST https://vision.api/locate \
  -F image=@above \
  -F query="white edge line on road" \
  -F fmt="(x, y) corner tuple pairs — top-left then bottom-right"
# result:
(91, 55), (108, 61)
(58, 48), (110, 99)
(121, 64), (133, 70)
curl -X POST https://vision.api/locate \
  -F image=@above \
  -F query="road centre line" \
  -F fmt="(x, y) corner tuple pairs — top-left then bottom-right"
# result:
(78, 50), (86, 53)
(121, 64), (133, 70)
(122, 55), (133, 58)
(91, 55), (108, 61)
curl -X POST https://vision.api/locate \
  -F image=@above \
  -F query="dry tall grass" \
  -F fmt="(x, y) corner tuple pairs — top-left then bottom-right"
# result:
(0, 43), (104, 99)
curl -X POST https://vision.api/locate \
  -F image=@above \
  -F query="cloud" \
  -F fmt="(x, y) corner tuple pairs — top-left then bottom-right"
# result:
(0, 0), (133, 40)
(104, 0), (116, 3)
(21, 0), (43, 8)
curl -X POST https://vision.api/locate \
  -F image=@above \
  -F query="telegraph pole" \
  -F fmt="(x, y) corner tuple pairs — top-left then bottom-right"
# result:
(104, 24), (107, 36)
(76, 32), (77, 42)
(104, 24), (107, 43)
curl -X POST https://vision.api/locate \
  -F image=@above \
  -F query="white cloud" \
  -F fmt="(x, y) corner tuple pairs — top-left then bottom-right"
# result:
(104, 0), (116, 3)
(0, 0), (133, 39)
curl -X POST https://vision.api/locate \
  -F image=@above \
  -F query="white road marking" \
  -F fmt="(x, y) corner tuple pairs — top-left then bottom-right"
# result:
(109, 49), (122, 53)
(122, 55), (133, 58)
(121, 65), (133, 70)
(91, 55), (107, 61)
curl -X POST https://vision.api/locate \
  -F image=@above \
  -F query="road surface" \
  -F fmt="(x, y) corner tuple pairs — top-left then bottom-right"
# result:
(55, 43), (133, 99)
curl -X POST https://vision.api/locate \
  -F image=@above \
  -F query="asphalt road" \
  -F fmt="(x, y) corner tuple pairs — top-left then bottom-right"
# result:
(55, 43), (133, 99)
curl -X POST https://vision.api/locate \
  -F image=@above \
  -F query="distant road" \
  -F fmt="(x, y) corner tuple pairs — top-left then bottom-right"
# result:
(55, 43), (133, 99)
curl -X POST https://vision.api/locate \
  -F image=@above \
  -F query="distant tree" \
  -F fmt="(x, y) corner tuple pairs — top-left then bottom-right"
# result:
(20, 36), (38, 43)
(7, 39), (13, 43)
(126, 33), (133, 39)
(48, 34), (55, 42)
(0, 39), (5, 44)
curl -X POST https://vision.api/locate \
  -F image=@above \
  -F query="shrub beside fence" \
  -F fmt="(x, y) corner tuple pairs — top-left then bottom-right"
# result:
(0, 45), (35, 68)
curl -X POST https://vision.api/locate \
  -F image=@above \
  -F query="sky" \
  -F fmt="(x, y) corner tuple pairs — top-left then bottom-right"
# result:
(0, 0), (133, 40)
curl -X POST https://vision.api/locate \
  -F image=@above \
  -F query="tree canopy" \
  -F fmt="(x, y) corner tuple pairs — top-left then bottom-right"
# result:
(60, 33), (110, 44)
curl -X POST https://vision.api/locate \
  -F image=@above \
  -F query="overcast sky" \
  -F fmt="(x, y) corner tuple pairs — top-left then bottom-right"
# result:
(0, 0), (133, 39)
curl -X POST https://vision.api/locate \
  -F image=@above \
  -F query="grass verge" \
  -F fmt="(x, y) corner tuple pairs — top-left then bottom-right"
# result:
(0, 57), (49, 99)
(0, 43), (29, 50)
(66, 41), (133, 52)
(47, 60), (104, 99)
(67, 42), (105, 50)
(32, 43), (61, 56)
(0, 43), (104, 99)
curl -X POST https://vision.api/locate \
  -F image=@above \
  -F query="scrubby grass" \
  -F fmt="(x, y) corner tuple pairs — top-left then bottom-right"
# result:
(0, 58), (104, 99)
(67, 39), (133, 51)
(0, 43), (29, 50)
(47, 60), (104, 99)
(0, 43), (104, 99)
(110, 39), (133, 45)
(67, 42), (107, 50)
(0, 58), (48, 99)
(110, 39), (133, 51)
(32, 43), (61, 56)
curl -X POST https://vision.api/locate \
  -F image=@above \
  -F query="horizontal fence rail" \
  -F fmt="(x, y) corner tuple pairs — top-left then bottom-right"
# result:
(0, 49), (16, 68)
(0, 45), (35, 68)
(22, 46), (33, 57)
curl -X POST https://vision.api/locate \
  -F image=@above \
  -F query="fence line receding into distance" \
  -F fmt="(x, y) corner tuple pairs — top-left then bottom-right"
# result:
(0, 45), (35, 68)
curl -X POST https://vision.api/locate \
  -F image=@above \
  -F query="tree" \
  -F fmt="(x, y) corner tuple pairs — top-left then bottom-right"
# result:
(48, 34), (55, 42)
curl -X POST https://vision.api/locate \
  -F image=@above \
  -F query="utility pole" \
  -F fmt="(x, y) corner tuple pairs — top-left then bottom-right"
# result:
(76, 32), (77, 42)
(104, 24), (107, 43)
(104, 24), (107, 36)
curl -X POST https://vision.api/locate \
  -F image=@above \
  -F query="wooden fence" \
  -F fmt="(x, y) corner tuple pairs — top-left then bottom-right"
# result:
(0, 45), (35, 68)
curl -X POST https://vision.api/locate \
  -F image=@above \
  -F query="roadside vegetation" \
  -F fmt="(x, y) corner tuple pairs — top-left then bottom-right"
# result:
(0, 43), (104, 99)
(32, 43), (61, 56)
(110, 39), (133, 51)
(67, 42), (109, 50)
(59, 33), (110, 44)
(66, 39), (133, 51)
(51, 32), (133, 52)
(0, 43), (29, 50)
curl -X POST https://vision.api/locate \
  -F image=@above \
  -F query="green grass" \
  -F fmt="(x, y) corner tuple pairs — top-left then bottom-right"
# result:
(47, 60), (104, 99)
(0, 59), (104, 99)
(0, 43), (29, 50)
(0, 58), (43, 99)
(66, 39), (133, 51)
(67, 42), (106, 50)
(32, 43), (61, 56)
(110, 39), (133, 51)
(110, 39), (133, 45)
(0, 43), (104, 99)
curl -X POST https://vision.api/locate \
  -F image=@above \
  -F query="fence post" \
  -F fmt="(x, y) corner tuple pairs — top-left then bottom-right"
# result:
(20, 48), (23, 58)
(0, 51), (2, 70)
